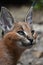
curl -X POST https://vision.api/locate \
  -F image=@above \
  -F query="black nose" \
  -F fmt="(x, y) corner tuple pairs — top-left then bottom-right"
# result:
(29, 38), (33, 45)
(30, 39), (33, 43)
(27, 36), (33, 45)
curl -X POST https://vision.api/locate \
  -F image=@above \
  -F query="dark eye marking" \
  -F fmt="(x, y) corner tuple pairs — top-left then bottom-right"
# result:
(17, 31), (25, 35)
(31, 30), (34, 35)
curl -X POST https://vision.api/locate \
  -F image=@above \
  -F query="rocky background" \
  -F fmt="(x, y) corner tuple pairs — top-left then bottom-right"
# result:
(0, 1), (43, 65)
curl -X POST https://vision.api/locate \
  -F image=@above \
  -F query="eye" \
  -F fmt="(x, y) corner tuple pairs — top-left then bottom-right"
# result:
(31, 30), (34, 35)
(17, 31), (25, 35)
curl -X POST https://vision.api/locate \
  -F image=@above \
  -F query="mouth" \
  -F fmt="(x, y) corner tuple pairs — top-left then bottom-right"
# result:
(22, 42), (33, 48)
(16, 39), (36, 48)
(22, 39), (36, 48)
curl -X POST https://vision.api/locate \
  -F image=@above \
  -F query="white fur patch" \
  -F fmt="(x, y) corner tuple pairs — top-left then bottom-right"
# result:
(24, 31), (28, 36)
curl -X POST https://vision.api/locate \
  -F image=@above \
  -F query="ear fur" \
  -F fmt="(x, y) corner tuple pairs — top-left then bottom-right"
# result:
(25, 0), (36, 24)
(0, 7), (14, 32)
(25, 6), (33, 24)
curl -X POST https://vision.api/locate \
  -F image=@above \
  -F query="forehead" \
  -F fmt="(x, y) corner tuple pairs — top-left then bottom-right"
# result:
(14, 22), (31, 31)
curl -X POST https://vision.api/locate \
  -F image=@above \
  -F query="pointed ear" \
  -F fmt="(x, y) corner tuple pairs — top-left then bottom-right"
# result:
(0, 7), (14, 32)
(25, 6), (33, 24)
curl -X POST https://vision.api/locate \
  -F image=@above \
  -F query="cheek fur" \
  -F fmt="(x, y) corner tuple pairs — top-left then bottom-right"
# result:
(33, 32), (37, 39)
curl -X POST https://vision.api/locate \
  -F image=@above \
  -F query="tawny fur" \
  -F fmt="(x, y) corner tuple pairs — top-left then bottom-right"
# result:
(0, 22), (37, 65)
(0, 32), (26, 65)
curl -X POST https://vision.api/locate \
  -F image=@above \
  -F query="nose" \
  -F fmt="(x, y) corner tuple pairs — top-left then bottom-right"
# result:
(27, 36), (33, 44)
(29, 38), (33, 45)
(29, 39), (33, 43)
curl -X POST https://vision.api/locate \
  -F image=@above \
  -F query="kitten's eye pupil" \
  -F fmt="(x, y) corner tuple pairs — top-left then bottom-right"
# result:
(31, 30), (34, 34)
(17, 31), (25, 35)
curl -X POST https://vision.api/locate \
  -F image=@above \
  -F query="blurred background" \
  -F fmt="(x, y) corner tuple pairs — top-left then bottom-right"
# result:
(0, 0), (43, 9)
(0, 0), (43, 23)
